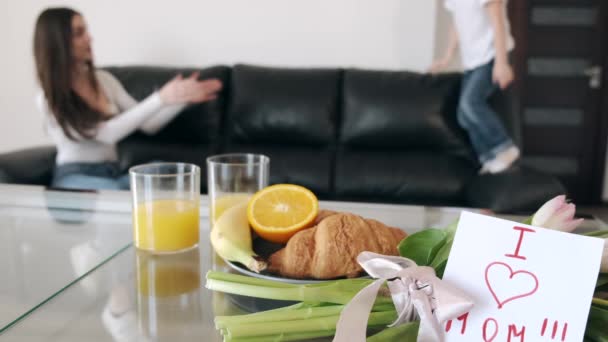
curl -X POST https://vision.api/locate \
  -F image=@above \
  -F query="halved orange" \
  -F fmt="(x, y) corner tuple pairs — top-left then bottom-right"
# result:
(247, 184), (319, 243)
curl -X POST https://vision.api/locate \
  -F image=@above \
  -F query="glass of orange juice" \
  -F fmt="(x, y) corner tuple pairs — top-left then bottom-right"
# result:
(130, 163), (200, 253)
(206, 154), (269, 227)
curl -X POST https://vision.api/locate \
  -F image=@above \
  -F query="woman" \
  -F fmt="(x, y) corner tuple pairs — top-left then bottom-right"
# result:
(430, 0), (520, 174)
(33, 7), (222, 190)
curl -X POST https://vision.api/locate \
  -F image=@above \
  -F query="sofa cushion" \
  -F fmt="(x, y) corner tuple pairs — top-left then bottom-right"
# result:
(224, 144), (332, 198)
(105, 66), (230, 145)
(341, 70), (472, 156)
(228, 64), (340, 146)
(335, 149), (476, 206)
(0, 146), (56, 186)
(465, 165), (567, 214)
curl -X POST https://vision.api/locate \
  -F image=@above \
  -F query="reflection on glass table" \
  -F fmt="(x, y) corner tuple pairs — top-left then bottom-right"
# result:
(135, 248), (203, 341)
(2, 246), (217, 341)
(94, 248), (205, 342)
(0, 185), (133, 333)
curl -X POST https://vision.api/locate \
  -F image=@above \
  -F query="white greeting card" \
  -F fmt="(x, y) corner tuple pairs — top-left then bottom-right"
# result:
(442, 211), (603, 342)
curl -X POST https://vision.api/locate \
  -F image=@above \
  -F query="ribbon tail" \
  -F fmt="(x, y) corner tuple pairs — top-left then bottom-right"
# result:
(333, 279), (385, 342)
(411, 290), (443, 342)
(431, 280), (474, 324)
(387, 279), (414, 327)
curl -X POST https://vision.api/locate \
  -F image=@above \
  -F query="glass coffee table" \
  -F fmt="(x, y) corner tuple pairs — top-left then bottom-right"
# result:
(0, 184), (604, 341)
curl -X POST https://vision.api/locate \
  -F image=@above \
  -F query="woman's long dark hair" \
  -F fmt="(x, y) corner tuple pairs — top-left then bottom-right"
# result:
(34, 7), (101, 140)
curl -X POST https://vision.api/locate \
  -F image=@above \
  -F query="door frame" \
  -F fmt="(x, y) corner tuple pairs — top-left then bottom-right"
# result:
(508, 1), (529, 150)
(591, 0), (608, 203)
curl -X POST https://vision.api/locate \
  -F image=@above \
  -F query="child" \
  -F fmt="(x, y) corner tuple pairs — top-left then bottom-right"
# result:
(430, 0), (520, 173)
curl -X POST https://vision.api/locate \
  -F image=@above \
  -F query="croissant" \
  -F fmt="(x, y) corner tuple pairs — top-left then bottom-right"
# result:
(267, 211), (407, 279)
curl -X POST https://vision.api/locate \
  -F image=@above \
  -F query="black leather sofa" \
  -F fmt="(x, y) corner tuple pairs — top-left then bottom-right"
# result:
(0, 64), (565, 213)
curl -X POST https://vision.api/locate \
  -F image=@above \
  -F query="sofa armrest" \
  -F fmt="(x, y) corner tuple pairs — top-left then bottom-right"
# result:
(465, 166), (566, 214)
(0, 146), (56, 185)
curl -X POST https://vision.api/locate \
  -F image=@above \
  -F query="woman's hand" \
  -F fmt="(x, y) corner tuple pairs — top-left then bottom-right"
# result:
(492, 61), (514, 89)
(428, 57), (451, 74)
(159, 72), (223, 105)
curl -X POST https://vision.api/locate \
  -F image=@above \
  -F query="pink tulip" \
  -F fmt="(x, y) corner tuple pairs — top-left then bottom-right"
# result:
(531, 195), (584, 232)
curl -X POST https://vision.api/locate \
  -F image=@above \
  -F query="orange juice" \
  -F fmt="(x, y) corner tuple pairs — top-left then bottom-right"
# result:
(210, 193), (251, 226)
(134, 199), (200, 252)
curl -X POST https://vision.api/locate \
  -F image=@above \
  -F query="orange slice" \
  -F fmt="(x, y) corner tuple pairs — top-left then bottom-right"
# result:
(247, 184), (319, 243)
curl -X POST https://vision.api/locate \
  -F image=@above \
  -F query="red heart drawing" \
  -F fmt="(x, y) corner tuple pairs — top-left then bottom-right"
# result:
(485, 261), (539, 309)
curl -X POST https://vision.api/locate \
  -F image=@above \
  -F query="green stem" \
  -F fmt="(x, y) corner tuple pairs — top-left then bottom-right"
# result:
(585, 305), (608, 341)
(216, 305), (345, 329)
(217, 301), (312, 324)
(207, 270), (298, 288)
(597, 273), (608, 289)
(367, 321), (420, 342)
(584, 230), (608, 238)
(224, 310), (397, 339)
(207, 279), (346, 304)
(592, 297), (608, 309)
(226, 330), (336, 342)
(206, 276), (392, 306)
(218, 302), (397, 331)
(372, 303), (397, 312)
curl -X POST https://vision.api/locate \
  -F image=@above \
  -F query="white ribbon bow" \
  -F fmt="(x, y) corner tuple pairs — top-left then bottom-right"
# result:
(333, 252), (474, 342)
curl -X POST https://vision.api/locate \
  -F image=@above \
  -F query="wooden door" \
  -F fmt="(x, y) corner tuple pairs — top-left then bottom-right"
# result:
(509, 0), (608, 204)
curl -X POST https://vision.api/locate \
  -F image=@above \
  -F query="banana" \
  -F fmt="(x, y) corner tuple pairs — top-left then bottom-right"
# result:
(210, 202), (267, 273)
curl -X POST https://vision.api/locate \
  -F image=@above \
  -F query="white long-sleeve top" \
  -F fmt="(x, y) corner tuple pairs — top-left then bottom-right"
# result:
(37, 70), (186, 165)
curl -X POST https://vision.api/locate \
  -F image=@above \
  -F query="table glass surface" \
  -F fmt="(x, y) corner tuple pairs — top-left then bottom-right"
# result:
(0, 184), (604, 341)
(0, 185), (133, 335)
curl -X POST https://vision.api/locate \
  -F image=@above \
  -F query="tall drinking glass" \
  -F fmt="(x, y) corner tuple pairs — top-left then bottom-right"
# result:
(206, 154), (269, 227)
(130, 163), (200, 253)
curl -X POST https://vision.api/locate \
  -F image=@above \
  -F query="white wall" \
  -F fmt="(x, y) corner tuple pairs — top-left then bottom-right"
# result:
(0, 0), (439, 153)
(433, 3), (462, 70)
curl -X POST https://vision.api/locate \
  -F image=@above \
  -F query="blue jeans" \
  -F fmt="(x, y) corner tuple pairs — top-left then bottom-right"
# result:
(457, 60), (514, 163)
(52, 162), (130, 191)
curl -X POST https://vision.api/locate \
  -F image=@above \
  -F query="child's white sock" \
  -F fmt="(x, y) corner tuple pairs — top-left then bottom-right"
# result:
(479, 146), (520, 174)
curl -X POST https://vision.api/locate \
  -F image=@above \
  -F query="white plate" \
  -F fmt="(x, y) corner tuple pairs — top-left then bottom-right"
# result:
(224, 237), (369, 284)
(225, 260), (331, 284)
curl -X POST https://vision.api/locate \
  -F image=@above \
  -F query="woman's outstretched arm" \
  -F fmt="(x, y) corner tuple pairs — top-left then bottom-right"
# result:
(101, 70), (221, 135)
